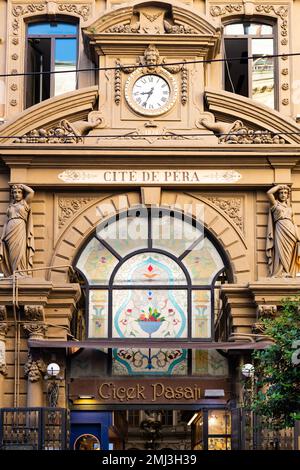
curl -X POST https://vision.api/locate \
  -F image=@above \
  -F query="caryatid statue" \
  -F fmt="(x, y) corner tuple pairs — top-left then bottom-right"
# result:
(266, 184), (300, 277)
(0, 184), (35, 277)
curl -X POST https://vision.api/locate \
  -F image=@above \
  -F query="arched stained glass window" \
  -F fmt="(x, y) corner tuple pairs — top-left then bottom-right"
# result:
(75, 208), (230, 343)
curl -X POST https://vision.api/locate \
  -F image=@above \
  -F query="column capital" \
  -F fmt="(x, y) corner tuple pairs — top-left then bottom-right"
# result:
(23, 305), (47, 340)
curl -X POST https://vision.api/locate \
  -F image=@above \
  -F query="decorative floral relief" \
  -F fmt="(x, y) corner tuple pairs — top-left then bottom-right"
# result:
(208, 197), (243, 231)
(58, 197), (95, 228)
(14, 120), (83, 144)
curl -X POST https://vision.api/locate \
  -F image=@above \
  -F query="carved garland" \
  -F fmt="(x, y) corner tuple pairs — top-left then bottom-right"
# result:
(210, 3), (290, 108)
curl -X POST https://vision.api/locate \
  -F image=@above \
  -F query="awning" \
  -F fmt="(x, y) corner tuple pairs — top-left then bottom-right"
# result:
(28, 339), (273, 350)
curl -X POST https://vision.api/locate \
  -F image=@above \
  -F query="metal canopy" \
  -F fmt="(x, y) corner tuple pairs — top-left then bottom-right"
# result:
(28, 339), (273, 350)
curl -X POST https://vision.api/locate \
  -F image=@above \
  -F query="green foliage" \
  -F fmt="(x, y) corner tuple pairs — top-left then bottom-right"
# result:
(251, 298), (300, 429)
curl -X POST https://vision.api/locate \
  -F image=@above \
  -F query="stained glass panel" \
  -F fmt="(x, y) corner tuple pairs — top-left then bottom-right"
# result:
(192, 350), (229, 376)
(97, 212), (148, 256)
(112, 348), (187, 375)
(113, 252), (187, 285)
(89, 290), (109, 338)
(183, 238), (224, 284)
(76, 237), (118, 285)
(192, 290), (211, 338)
(152, 214), (202, 256)
(112, 289), (188, 338)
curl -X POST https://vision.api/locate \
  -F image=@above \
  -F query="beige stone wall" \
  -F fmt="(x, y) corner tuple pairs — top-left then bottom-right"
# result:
(0, 0), (299, 121)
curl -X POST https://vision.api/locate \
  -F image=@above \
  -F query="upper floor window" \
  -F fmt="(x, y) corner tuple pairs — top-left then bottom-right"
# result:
(26, 21), (78, 108)
(224, 22), (276, 109)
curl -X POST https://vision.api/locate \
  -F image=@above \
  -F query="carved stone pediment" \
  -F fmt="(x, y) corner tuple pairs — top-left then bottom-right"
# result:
(84, 2), (219, 37)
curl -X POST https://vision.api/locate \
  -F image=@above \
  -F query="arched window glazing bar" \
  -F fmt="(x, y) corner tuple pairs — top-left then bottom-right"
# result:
(74, 208), (232, 342)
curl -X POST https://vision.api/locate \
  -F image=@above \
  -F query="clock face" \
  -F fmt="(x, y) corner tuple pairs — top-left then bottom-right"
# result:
(132, 74), (170, 111)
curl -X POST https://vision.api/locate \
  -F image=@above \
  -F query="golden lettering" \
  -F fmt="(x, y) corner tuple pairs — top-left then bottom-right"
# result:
(175, 387), (184, 399)
(99, 382), (111, 399)
(152, 383), (164, 401)
(184, 387), (194, 399)
(164, 386), (175, 400)
(137, 384), (146, 399)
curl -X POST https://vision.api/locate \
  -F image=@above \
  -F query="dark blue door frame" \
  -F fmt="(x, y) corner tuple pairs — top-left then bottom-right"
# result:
(70, 411), (112, 450)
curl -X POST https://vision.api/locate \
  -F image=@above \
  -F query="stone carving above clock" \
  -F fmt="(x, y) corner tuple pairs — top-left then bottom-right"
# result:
(84, 2), (220, 38)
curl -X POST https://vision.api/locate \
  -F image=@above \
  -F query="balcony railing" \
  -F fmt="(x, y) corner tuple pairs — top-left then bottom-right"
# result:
(0, 408), (68, 450)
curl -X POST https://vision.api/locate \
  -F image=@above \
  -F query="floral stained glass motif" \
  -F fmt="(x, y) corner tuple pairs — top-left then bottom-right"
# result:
(97, 214), (148, 256)
(89, 290), (109, 338)
(192, 291), (211, 338)
(112, 348), (188, 375)
(113, 252), (187, 285)
(192, 350), (229, 376)
(112, 289), (187, 338)
(76, 237), (118, 285)
(183, 238), (224, 284)
(152, 214), (202, 256)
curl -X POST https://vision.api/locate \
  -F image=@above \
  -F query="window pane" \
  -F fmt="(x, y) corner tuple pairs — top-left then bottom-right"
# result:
(152, 213), (203, 256)
(208, 437), (231, 450)
(26, 38), (51, 107)
(208, 410), (231, 435)
(183, 238), (224, 284)
(28, 22), (77, 35)
(112, 289), (188, 338)
(192, 350), (229, 376)
(89, 290), (109, 338)
(192, 290), (211, 338)
(224, 23), (273, 35)
(252, 38), (274, 108)
(224, 38), (249, 96)
(112, 348), (187, 375)
(98, 211), (148, 256)
(113, 252), (187, 285)
(76, 237), (118, 285)
(54, 38), (77, 96)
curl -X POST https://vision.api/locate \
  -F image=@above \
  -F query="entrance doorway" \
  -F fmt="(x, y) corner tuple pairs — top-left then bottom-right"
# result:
(122, 408), (232, 451)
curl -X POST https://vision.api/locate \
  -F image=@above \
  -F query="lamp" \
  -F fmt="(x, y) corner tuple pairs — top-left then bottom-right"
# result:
(45, 362), (62, 407)
(241, 363), (255, 378)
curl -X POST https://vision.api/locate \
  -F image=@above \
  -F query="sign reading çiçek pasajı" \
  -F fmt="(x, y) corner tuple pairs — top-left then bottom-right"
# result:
(58, 169), (242, 184)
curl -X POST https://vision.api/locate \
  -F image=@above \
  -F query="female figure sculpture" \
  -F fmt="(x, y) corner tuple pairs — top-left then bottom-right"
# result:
(0, 184), (35, 276)
(266, 184), (300, 277)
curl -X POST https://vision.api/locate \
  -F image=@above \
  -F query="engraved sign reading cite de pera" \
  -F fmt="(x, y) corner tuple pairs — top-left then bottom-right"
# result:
(58, 169), (242, 184)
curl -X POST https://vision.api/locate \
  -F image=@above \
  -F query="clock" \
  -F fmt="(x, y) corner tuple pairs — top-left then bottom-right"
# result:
(125, 68), (178, 116)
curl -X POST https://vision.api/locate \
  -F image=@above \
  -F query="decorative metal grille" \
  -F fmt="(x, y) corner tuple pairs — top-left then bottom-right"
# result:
(0, 408), (68, 450)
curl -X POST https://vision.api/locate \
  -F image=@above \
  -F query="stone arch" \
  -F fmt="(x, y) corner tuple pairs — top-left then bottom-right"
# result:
(50, 190), (249, 283)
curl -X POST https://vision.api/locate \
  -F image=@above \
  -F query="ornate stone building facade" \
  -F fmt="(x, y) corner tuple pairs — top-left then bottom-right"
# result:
(0, 0), (300, 450)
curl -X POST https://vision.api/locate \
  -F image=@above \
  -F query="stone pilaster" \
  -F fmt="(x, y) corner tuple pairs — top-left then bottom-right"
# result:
(0, 306), (9, 407)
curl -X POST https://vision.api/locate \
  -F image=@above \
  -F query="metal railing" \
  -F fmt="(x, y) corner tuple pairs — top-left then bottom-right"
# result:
(0, 407), (68, 450)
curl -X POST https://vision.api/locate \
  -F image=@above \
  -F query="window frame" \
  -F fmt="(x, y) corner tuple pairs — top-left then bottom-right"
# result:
(74, 208), (232, 343)
(25, 18), (79, 106)
(223, 18), (278, 109)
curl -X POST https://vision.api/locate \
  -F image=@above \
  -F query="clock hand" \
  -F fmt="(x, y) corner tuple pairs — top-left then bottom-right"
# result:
(142, 88), (155, 107)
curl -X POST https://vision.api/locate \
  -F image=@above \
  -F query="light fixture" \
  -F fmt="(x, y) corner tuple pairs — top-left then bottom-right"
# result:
(45, 362), (61, 407)
(187, 413), (198, 426)
(241, 363), (255, 377)
(78, 395), (95, 400)
(47, 362), (60, 377)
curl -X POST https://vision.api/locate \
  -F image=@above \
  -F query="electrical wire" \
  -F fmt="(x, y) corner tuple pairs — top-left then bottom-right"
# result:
(0, 130), (300, 140)
(0, 50), (297, 79)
